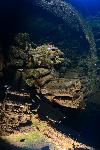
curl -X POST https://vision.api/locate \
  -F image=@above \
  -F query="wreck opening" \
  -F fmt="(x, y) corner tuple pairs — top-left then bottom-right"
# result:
(29, 2), (97, 97)
(0, 0), (97, 97)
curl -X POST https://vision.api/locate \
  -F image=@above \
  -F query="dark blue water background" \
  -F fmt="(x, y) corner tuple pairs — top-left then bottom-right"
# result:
(66, 0), (100, 16)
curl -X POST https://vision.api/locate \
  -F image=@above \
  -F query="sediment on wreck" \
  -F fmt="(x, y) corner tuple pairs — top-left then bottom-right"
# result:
(0, 91), (32, 136)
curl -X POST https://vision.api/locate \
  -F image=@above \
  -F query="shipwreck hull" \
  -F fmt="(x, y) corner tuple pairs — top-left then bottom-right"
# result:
(31, 0), (97, 96)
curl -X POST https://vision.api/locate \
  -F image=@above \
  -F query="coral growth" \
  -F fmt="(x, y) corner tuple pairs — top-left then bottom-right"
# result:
(10, 33), (64, 87)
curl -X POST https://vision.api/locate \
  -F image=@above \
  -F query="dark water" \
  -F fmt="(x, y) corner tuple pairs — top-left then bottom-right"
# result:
(66, 0), (100, 16)
(37, 94), (100, 149)
(63, 103), (100, 149)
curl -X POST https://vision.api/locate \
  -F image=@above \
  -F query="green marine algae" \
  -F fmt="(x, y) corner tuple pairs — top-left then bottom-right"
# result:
(28, 44), (64, 67)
